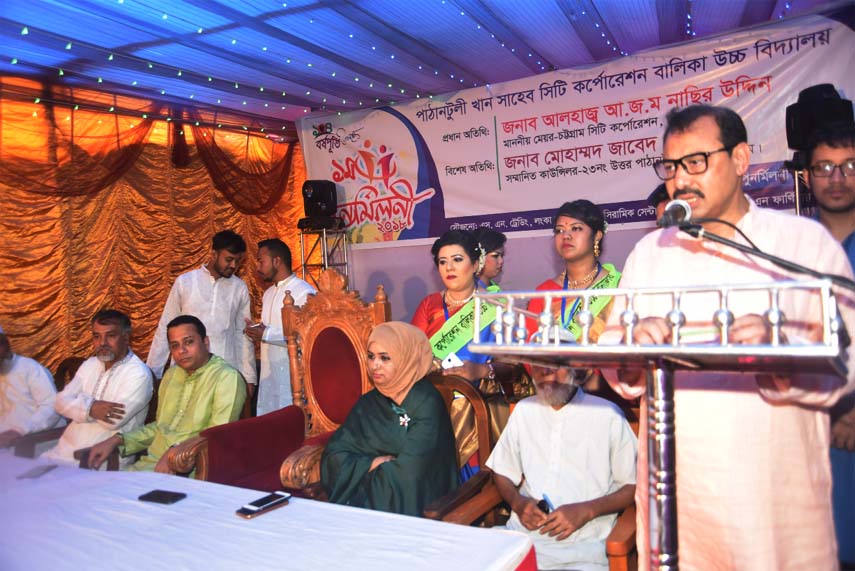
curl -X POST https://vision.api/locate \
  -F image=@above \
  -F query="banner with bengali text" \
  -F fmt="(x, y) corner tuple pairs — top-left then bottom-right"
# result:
(298, 8), (854, 244)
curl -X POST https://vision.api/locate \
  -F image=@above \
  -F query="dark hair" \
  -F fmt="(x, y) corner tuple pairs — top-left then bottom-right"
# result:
(430, 230), (481, 267)
(92, 309), (131, 334)
(257, 238), (292, 270)
(648, 183), (669, 207)
(806, 123), (855, 165)
(472, 227), (507, 254)
(212, 230), (247, 254)
(663, 104), (748, 151)
(554, 200), (606, 234)
(166, 315), (207, 338)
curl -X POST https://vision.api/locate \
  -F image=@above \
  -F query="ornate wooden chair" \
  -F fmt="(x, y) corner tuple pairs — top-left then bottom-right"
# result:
(421, 403), (640, 571)
(278, 269), (390, 490)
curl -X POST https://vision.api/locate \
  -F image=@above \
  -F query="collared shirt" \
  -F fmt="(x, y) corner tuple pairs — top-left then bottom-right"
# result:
(121, 354), (245, 471)
(146, 265), (256, 385)
(257, 273), (315, 415)
(42, 352), (152, 468)
(601, 199), (855, 570)
(486, 390), (637, 571)
(0, 353), (63, 435)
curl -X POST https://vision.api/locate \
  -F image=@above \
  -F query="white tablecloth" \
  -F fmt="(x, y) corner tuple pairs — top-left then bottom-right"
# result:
(0, 452), (531, 571)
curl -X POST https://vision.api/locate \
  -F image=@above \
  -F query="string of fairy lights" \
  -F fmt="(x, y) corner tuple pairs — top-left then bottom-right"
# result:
(4, 0), (807, 128)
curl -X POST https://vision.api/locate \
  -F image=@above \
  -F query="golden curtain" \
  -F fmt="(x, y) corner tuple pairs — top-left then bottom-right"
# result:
(0, 78), (306, 372)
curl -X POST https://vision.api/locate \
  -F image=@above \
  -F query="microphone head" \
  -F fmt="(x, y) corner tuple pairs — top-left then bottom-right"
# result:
(657, 198), (693, 228)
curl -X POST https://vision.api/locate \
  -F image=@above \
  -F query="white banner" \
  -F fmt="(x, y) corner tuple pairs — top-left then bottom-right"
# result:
(298, 9), (855, 244)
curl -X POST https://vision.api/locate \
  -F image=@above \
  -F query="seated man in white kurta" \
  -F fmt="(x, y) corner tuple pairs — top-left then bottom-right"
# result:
(486, 364), (636, 571)
(41, 310), (153, 468)
(0, 324), (63, 449)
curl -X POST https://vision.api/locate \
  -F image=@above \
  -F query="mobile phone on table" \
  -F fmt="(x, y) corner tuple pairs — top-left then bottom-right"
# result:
(236, 491), (292, 519)
(138, 489), (187, 504)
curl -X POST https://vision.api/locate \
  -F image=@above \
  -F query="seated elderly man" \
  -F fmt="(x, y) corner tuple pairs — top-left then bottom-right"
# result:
(42, 310), (152, 468)
(486, 364), (636, 571)
(0, 324), (63, 449)
(88, 315), (246, 471)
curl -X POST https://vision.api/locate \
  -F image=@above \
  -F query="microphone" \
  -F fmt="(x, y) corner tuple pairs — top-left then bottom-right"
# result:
(657, 199), (693, 228)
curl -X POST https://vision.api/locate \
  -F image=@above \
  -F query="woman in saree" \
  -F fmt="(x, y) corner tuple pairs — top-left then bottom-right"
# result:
(411, 230), (516, 479)
(528, 199), (621, 343)
(320, 321), (457, 517)
(473, 227), (506, 289)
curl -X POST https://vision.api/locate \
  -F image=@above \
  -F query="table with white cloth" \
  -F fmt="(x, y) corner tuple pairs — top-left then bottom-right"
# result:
(0, 452), (532, 570)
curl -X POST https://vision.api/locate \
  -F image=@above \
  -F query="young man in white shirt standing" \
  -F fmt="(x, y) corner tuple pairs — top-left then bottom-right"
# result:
(146, 230), (257, 395)
(245, 238), (315, 416)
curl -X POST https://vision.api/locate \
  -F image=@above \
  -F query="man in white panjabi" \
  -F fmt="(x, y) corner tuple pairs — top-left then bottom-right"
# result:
(42, 310), (152, 468)
(601, 105), (855, 570)
(147, 230), (257, 394)
(245, 238), (315, 416)
(0, 324), (63, 449)
(486, 364), (636, 571)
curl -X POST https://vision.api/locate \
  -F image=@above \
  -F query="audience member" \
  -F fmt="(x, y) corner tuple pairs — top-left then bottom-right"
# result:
(88, 315), (246, 471)
(0, 325), (63, 448)
(244, 239), (315, 416)
(602, 104), (855, 568)
(146, 230), (256, 394)
(42, 310), (152, 468)
(486, 364), (636, 571)
(472, 227), (506, 288)
(805, 123), (855, 565)
(321, 322), (457, 517)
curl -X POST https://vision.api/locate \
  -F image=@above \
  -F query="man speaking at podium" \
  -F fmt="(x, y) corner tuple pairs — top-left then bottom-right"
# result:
(603, 105), (855, 570)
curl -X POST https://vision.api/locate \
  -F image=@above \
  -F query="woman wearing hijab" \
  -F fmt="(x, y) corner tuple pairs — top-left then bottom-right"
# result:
(320, 322), (457, 517)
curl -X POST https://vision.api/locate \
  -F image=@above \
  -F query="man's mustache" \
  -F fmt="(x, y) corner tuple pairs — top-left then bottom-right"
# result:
(673, 188), (706, 200)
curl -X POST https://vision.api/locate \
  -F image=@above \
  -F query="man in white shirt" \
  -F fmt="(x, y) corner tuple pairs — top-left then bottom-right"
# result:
(486, 364), (636, 571)
(146, 230), (257, 394)
(42, 310), (152, 468)
(0, 324), (63, 448)
(245, 238), (315, 415)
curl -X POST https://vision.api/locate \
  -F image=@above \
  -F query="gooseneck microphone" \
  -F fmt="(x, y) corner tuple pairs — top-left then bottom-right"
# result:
(657, 199), (693, 228)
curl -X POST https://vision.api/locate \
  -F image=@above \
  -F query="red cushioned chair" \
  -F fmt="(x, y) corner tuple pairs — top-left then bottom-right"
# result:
(279, 269), (390, 490)
(165, 405), (306, 491)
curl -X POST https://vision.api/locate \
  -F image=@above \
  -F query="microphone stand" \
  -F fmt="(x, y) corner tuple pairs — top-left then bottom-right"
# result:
(678, 221), (855, 292)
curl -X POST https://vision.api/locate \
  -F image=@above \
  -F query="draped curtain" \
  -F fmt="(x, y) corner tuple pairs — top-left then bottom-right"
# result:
(0, 77), (307, 372)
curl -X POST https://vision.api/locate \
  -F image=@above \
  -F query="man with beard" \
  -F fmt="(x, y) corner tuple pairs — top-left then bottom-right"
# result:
(146, 230), (256, 394)
(485, 365), (636, 571)
(42, 310), (152, 468)
(805, 124), (855, 566)
(244, 238), (315, 415)
(0, 324), (63, 449)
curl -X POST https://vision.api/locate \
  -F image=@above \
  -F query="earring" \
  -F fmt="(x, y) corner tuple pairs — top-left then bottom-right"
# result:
(593, 240), (600, 259)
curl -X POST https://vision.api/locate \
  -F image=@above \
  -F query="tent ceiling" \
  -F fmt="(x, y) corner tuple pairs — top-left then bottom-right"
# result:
(0, 0), (841, 133)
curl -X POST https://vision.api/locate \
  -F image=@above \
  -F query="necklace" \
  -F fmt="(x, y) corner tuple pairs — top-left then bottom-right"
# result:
(561, 264), (600, 289)
(444, 288), (476, 308)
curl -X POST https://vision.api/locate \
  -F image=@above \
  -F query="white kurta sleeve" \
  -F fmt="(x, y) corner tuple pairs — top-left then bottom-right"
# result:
(236, 287), (257, 385)
(11, 363), (60, 434)
(146, 279), (183, 378)
(609, 414), (638, 491)
(54, 368), (95, 423)
(93, 365), (153, 431)
(485, 406), (524, 485)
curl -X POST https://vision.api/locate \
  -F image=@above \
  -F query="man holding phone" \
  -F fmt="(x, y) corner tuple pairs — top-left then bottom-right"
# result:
(486, 364), (636, 571)
(87, 315), (245, 471)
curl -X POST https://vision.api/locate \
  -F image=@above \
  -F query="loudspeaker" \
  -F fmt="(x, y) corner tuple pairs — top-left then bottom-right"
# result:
(786, 84), (854, 151)
(302, 180), (337, 219)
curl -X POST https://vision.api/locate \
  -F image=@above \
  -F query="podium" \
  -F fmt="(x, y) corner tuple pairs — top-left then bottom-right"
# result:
(299, 228), (349, 289)
(468, 279), (848, 571)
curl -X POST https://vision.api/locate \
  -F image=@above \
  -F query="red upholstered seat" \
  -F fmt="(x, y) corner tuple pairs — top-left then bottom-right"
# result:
(310, 327), (362, 425)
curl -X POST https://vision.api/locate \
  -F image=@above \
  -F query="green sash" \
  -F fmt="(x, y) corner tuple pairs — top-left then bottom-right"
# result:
(563, 263), (621, 339)
(429, 285), (500, 359)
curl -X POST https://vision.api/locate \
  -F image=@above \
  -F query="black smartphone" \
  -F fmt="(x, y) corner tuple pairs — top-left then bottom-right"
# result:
(138, 489), (187, 504)
(536, 499), (552, 514)
(236, 491), (291, 519)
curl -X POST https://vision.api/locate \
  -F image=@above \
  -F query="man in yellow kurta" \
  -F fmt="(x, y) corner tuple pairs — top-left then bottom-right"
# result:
(88, 315), (246, 472)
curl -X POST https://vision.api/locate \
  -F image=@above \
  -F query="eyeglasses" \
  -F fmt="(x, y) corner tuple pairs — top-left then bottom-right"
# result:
(809, 159), (855, 178)
(653, 147), (732, 181)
